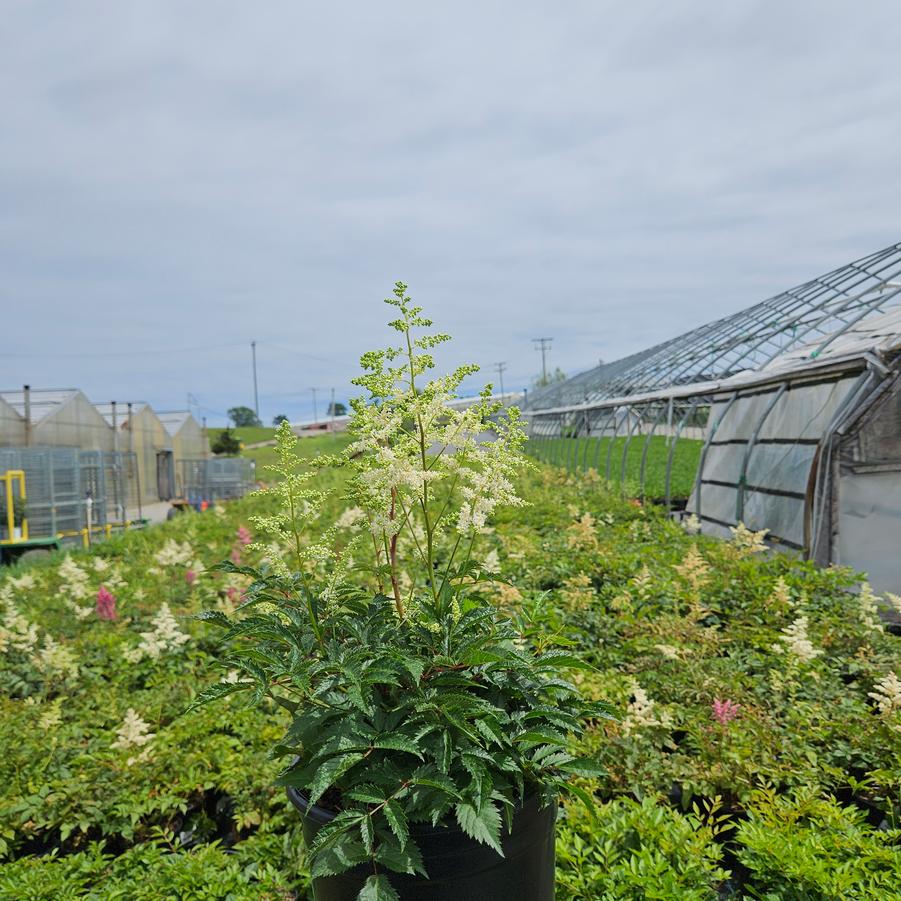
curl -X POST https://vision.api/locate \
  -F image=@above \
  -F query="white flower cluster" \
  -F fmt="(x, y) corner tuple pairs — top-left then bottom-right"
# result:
(8, 572), (37, 592)
(123, 603), (190, 663)
(621, 681), (673, 736)
(456, 455), (523, 535)
(768, 576), (793, 608)
(55, 556), (96, 618)
(682, 514), (701, 535)
(730, 522), (769, 554)
(32, 634), (79, 679)
(335, 506), (365, 529)
(154, 539), (194, 568)
(858, 583), (884, 633)
(111, 708), (156, 764)
(773, 615), (821, 664)
(59, 556), (91, 600)
(0, 602), (39, 654)
(655, 644), (681, 659)
(869, 672), (901, 723)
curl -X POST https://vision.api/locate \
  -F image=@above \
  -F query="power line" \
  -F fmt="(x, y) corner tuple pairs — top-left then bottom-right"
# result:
(3, 341), (246, 359)
(532, 338), (553, 383)
(261, 342), (336, 365)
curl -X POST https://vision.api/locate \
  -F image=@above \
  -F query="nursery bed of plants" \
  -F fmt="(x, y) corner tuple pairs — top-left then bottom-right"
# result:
(1, 450), (899, 898)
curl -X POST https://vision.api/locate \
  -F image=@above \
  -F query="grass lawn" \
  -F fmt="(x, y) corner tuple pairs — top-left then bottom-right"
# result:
(205, 426), (278, 447)
(243, 432), (351, 476)
(528, 434), (703, 501)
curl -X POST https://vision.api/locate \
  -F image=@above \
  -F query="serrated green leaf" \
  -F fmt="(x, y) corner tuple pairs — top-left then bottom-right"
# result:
(345, 785), (386, 804)
(360, 813), (375, 853)
(375, 839), (426, 877)
(372, 735), (424, 758)
(474, 718), (507, 747)
(514, 729), (567, 747)
(402, 658), (425, 684)
(384, 799), (408, 849)
(555, 758), (606, 778)
(411, 771), (460, 799)
(455, 801), (504, 855)
(304, 752), (365, 806)
(183, 679), (253, 713)
(359, 874), (399, 901)
(310, 840), (370, 878)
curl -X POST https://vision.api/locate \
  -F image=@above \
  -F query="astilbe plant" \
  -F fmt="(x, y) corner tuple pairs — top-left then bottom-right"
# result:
(192, 283), (612, 900)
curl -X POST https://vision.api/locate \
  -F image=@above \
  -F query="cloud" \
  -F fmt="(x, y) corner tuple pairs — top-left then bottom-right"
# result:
(1, 0), (900, 421)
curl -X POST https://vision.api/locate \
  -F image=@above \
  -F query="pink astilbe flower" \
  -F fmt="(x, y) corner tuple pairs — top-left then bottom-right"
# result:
(236, 526), (252, 546)
(230, 546), (242, 565)
(96, 585), (117, 621)
(226, 585), (245, 603)
(712, 698), (740, 726)
(185, 569), (197, 586)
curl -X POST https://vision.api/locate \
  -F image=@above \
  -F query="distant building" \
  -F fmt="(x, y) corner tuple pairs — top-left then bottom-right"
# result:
(1, 388), (114, 451)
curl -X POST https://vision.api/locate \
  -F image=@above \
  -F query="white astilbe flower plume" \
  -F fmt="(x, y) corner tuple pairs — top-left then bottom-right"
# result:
(154, 539), (194, 567)
(58, 556), (91, 600)
(123, 603), (190, 663)
(869, 672), (901, 723)
(111, 709), (155, 750)
(621, 680), (673, 736)
(773, 615), (821, 664)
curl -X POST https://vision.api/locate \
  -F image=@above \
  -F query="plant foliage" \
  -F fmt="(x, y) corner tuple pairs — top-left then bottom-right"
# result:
(193, 284), (611, 894)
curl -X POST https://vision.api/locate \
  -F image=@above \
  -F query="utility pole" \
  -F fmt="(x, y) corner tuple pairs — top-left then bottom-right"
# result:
(311, 387), (318, 425)
(532, 337), (553, 384)
(494, 362), (507, 401)
(251, 341), (260, 422)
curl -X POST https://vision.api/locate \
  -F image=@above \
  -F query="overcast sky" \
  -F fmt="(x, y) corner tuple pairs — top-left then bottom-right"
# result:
(2, 2), (900, 424)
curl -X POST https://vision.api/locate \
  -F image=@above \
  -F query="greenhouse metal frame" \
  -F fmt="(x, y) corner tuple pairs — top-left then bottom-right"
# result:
(523, 243), (901, 595)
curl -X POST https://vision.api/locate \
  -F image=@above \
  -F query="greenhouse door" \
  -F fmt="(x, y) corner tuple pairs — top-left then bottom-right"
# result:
(837, 468), (901, 596)
(156, 451), (175, 501)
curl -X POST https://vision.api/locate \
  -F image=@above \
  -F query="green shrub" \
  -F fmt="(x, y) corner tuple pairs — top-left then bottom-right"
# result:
(556, 795), (730, 899)
(736, 788), (901, 899)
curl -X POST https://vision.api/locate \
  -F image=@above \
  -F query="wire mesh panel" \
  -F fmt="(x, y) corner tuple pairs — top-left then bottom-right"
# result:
(0, 447), (82, 536)
(0, 447), (139, 538)
(178, 458), (256, 503)
(79, 451), (139, 527)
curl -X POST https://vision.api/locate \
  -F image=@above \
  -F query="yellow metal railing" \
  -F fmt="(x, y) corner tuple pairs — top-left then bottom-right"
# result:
(0, 470), (28, 544)
(57, 521), (134, 548)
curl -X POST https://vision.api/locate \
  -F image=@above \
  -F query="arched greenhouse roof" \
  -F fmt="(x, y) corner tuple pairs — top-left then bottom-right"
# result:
(526, 242), (901, 410)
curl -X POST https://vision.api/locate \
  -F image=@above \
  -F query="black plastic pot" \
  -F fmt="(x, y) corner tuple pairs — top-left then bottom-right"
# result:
(287, 786), (556, 901)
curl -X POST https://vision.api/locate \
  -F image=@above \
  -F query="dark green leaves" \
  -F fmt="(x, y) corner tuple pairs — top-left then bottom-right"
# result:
(199, 576), (606, 891)
(455, 800), (504, 855)
(359, 875), (399, 901)
(384, 800), (409, 849)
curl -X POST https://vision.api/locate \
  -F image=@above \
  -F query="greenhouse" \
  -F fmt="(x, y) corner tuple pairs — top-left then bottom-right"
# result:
(94, 403), (173, 505)
(156, 410), (209, 495)
(524, 242), (901, 594)
(0, 388), (115, 452)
